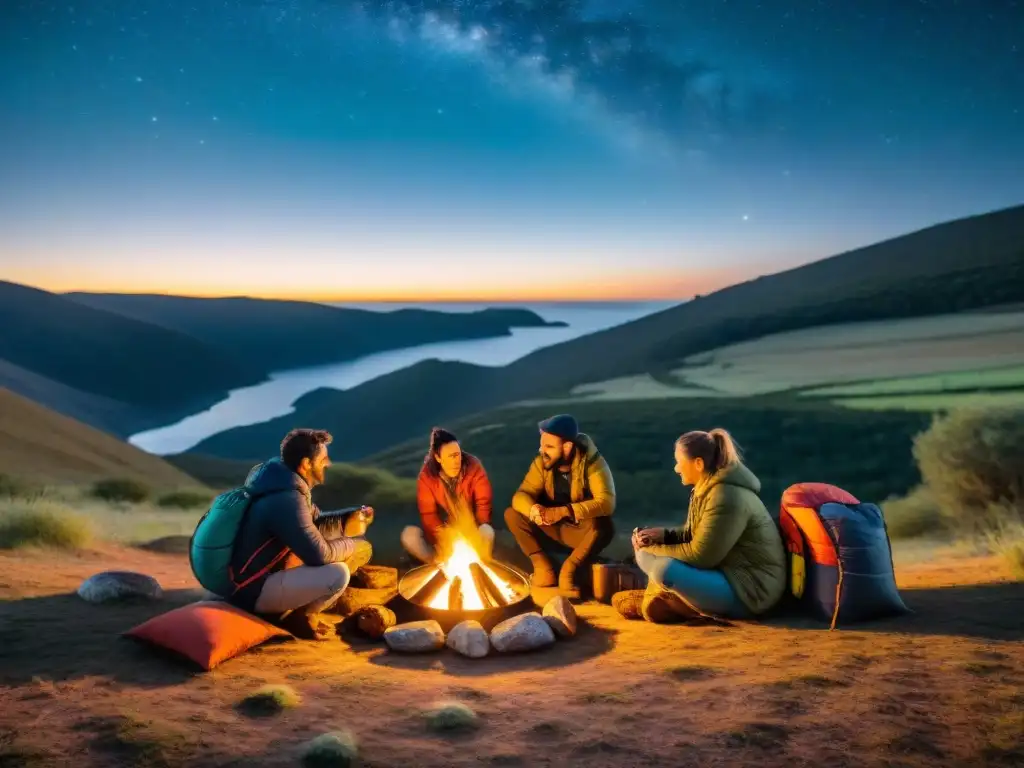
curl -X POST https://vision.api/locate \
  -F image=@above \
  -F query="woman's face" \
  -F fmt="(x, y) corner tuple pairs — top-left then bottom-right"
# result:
(674, 443), (704, 486)
(436, 441), (463, 478)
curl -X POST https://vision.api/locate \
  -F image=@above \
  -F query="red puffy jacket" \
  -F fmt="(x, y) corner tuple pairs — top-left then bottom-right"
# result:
(416, 453), (493, 543)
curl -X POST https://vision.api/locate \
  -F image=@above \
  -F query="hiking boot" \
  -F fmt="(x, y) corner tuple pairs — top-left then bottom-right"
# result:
(558, 560), (582, 601)
(529, 554), (557, 588)
(612, 589), (645, 620)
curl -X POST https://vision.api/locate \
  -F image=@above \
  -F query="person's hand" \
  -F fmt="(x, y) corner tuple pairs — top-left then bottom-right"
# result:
(632, 527), (664, 549)
(360, 505), (375, 525)
(529, 504), (545, 525)
(537, 506), (568, 525)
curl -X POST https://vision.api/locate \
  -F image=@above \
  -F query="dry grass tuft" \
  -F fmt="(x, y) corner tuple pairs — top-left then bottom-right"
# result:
(423, 700), (480, 734)
(237, 684), (302, 717)
(299, 730), (359, 768)
(0, 501), (93, 550)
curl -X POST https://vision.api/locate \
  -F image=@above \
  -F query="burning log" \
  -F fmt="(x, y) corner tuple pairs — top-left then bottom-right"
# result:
(410, 568), (448, 604)
(448, 577), (463, 612)
(469, 562), (509, 608)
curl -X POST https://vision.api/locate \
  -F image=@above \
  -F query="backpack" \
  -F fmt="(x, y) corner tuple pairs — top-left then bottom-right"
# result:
(778, 482), (909, 629)
(189, 486), (266, 598)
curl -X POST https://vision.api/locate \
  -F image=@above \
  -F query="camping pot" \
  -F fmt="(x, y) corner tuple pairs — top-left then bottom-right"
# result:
(592, 562), (648, 603)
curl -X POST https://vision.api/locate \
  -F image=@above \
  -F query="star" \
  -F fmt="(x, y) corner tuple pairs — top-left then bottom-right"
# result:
(151, 116), (157, 122)
(742, 215), (749, 221)
(135, 76), (143, 82)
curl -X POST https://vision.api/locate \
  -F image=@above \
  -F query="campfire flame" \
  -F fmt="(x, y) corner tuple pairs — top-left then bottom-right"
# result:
(415, 488), (518, 611)
(424, 535), (518, 611)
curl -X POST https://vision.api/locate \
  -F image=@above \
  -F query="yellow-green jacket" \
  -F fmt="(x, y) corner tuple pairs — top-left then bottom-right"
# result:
(645, 461), (786, 615)
(511, 433), (615, 521)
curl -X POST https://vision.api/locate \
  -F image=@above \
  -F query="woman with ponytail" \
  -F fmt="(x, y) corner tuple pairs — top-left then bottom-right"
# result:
(401, 427), (494, 564)
(614, 428), (786, 623)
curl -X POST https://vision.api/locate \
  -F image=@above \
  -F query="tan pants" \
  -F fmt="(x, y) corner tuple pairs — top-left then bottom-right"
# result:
(255, 539), (373, 616)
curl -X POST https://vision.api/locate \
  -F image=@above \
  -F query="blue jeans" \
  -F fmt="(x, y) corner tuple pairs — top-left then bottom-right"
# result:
(635, 550), (752, 619)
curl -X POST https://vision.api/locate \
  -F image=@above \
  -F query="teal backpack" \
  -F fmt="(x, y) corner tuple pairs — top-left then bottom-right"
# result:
(189, 486), (262, 598)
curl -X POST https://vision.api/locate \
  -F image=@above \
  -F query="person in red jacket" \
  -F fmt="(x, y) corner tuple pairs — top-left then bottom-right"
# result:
(401, 427), (494, 564)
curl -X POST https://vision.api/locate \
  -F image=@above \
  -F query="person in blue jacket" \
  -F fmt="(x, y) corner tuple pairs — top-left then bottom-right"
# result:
(228, 428), (373, 639)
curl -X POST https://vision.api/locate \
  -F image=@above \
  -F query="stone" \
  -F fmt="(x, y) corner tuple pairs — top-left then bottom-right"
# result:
(383, 620), (445, 652)
(542, 595), (577, 638)
(489, 612), (556, 653)
(328, 586), (398, 616)
(350, 565), (398, 590)
(353, 605), (396, 639)
(77, 571), (163, 603)
(446, 620), (490, 658)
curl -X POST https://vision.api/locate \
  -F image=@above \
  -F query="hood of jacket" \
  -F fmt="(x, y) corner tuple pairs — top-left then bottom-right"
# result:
(245, 457), (309, 497)
(696, 461), (761, 498)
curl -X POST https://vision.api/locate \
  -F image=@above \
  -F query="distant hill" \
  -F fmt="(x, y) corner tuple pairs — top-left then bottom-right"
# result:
(66, 293), (565, 372)
(188, 203), (1024, 461)
(0, 281), (266, 435)
(0, 388), (204, 489)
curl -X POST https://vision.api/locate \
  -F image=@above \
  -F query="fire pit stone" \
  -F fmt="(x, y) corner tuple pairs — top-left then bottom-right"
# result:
(542, 596), (577, 638)
(490, 612), (556, 653)
(446, 620), (490, 658)
(383, 619), (445, 652)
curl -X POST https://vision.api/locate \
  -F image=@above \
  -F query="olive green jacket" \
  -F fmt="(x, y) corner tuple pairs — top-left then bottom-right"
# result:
(510, 433), (615, 521)
(645, 462), (786, 615)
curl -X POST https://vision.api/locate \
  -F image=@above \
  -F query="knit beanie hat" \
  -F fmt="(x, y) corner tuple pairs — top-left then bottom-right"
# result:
(538, 414), (579, 441)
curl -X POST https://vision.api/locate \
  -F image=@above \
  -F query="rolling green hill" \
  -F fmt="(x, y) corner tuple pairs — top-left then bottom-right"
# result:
(189, 203), (1024, 462)
(363, 397), (936, 535)
(66, 293), (563, 372)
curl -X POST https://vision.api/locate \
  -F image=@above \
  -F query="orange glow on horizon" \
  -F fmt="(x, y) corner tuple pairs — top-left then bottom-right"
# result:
(6, 265), (758, 304)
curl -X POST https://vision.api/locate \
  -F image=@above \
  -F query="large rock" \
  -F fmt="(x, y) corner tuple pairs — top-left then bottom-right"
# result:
(490, 612), (556, 653)
(446, 620), (490, 658)
(383, 620), (445, 652)
(77, 571), (163, 603)
(328, 586), (398, 616)
(350, 565), (398, 590)
(542, 596), (577, 638)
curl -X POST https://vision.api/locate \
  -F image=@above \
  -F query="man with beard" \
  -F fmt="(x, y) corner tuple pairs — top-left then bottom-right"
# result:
(503, 414), (616, 599)
(227, 429), (374, 639)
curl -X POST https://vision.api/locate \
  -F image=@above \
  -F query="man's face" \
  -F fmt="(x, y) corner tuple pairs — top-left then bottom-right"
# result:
(539, 432), (570, 470)
(302, 444), (331, 487)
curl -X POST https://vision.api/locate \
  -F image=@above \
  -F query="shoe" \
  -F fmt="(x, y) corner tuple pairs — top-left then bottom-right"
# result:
(529, 554), (557, 588)
(558, 560), (581, 600)
(612, 589), (645, 620)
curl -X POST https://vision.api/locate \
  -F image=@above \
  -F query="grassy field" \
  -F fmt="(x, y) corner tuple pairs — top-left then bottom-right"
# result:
(533, 310), (1024, 414)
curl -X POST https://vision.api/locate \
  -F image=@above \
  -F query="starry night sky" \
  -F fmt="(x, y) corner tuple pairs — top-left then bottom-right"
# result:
(1, 0), (1021, 301)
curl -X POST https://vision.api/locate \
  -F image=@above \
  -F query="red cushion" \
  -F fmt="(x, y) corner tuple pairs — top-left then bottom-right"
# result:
(781, 482), (859, 512)
(124, 600), (292, 670)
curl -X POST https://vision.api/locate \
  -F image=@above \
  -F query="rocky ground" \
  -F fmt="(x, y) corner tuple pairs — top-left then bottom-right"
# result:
(1, 544), (1022, 767)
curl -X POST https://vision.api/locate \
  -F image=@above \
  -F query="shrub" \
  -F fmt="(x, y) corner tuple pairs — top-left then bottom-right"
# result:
(882, 485), (946, 539)
(237, 684), (301, 717)
(300, 731), (358, 768)
(912, 407), (1024, 536)
(0, 473), (44, 500)
(422, 700), (480, 733)
(91, 478), (151, 504)
(0, 502), (93, 550)
(984, 520), (1024, 580)
(157, 490), (213, 509)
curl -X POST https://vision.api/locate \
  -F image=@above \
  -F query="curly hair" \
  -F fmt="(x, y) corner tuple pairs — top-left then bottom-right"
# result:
(280, 428), (332, 472)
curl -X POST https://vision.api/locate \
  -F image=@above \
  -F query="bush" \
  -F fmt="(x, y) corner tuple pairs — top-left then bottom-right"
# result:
(237, 685), (301, 717)
(300, 731), (358, 768)
(0, 502), (93, 550)
(91, 478), (151, 504)
(912, 407), (1024, 536)
(422, 701), (480, 733)
(0, 473), (44, 500)
(882, 485), (946, 539)
(157, 490), (213, 509)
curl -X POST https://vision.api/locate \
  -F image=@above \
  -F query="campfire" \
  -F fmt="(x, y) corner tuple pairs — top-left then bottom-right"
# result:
(398, 496), (529, 620)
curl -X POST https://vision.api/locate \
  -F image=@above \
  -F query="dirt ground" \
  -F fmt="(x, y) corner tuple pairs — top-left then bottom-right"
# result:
(1, 544), (1022, 768)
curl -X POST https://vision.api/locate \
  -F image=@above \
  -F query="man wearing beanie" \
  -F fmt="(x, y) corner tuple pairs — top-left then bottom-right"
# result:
(503, 413), (616, 599)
